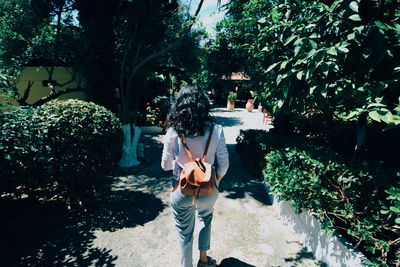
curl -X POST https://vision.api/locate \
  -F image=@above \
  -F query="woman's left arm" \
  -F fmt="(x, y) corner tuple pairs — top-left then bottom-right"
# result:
(161, 128), (177, 172)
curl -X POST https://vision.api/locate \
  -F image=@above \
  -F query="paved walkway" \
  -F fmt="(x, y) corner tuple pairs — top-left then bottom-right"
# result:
(8, 108), (323, 266)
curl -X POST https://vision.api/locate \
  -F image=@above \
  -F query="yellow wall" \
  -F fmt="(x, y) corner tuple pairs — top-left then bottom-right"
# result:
(2, 66), (86, 106)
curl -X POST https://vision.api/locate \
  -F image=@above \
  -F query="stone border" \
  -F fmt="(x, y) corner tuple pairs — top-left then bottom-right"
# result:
(265, 186), (367, 267)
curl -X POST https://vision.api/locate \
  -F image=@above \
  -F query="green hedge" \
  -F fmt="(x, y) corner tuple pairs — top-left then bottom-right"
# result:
(236, 129), (399, 266)
(236, 129), (307, 175)
(0, 100), (123, 210)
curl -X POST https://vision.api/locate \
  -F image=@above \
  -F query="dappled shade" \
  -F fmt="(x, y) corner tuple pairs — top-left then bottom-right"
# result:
(2, 190), (165, 266)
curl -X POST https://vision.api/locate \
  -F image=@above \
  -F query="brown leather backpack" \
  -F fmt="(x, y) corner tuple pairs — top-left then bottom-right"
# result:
(172, 124), (217, 199)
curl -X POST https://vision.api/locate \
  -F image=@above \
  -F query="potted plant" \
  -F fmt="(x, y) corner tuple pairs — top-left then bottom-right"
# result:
(227, 92), (237, 111)
(246, 99), (254, 112)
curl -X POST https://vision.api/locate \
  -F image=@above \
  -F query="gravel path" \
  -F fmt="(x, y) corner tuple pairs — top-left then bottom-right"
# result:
(8, 108), (323, 267)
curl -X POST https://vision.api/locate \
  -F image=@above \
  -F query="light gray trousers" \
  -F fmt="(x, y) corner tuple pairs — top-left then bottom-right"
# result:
(170, 179), (219, 267)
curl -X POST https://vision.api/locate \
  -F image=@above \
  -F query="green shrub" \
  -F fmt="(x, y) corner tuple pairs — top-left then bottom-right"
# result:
(236, 129), (307, 174)
(236, 129), (399, 265)
(0, 100), (123, 209)
(263, 147), (399, 266)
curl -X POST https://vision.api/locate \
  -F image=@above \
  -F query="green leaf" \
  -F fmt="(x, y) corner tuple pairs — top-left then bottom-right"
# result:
(280, 61), (289, 70)
(309, 33), (320, 39)
(294, 38), (304, 46)
(258, 18), (266, 24)
(369, 111), (381, 122)
(347, 32), (356, 40)
(294, 46), (301, 56)
(306, 49), (317, 58)
(367, 103), (386, 109)
(344, 111), (359, 119)
(349, 14), (361, 21)
(390, 206), (400, 213)
(266, 62), (279, 72)
(296, 71), (303, 80)
(277, 75), (283, 85)
(327, 47), (337, 56)
(396, 218), (400, 224)
(282, 86), (289, 98)
(353, 25), (365, 33)
(284, 35), (297, 46)
(380, 111), (394, 124)
(349, 1), (359, 12)
(295, 58), (304, 66)
(309, 40), (318, 49)
(261, 46), (270, 52)
(374, 21), (388, 30)
(337, 46), (349, 53)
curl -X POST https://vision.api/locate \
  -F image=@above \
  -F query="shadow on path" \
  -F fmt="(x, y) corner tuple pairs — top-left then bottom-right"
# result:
(213, 115), (243, 127)
(218, 257), (256, 267)
(284, 247), (328, 267)
(211, 110), (243, 127)
(219, 145), (272, 206)
(1, 190), (165, 266)
(1, 112), (271, 266)
(109, 134), (172, 195)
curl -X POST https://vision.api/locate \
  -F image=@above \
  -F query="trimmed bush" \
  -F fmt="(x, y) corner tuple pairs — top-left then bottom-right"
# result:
(236, 129), (307, 174)
(236, 129), (399, 266)
(0, 100), (123, 209)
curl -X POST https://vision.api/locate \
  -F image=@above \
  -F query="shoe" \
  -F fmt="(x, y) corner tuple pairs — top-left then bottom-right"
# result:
(197, 256), (217, 267)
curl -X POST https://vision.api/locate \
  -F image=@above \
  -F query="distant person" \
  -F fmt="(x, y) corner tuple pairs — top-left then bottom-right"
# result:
(161, 85), (229, 267)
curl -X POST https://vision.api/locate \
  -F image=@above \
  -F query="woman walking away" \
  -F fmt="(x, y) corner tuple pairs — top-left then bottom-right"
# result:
(161, 85), (229, 267)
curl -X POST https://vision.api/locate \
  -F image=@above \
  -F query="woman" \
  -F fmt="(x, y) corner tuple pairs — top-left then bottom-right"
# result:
(161, 85), (229, 267)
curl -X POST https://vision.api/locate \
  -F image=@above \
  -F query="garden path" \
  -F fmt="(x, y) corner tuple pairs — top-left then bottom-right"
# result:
(89, 108), (322, 266)
(9, 108), (324, 267)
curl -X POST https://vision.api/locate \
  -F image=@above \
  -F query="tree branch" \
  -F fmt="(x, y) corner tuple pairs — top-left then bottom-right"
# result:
(125, 0), (204, 93)
(120, 35), (134, 97)
(18, 80), (34, 104)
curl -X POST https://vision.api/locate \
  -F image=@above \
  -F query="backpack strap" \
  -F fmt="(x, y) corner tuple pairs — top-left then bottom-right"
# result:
(202, 124), (214, 161)
(180, 138), (195, 161)
(180, 123), (214, 162)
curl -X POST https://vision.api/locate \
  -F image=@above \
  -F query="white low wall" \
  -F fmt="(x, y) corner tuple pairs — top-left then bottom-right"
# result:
(266, 187), (367, 267)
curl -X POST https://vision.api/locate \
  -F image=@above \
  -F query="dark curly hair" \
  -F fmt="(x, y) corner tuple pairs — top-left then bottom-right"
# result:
(165, 84), (213, 137)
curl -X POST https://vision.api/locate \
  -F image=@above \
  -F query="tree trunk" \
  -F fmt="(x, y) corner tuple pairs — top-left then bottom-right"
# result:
(119, 123), (142, 168)
(75, 0), (119, 112)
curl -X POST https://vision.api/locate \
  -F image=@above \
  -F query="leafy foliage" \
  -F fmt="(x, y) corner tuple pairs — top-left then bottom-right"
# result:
(214, 0), (400, 130)
(237, 129), (399, 266)
(0, 0), (84, 106)
(227, 92), (237, 100)
(0, 100), (122, 210)
(236, 129), (306, 174)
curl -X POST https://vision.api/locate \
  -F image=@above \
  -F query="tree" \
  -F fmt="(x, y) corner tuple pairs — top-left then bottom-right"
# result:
(115, 0), (206, 168)
(0, 0), (85, 107)
(74, 0), (119, 111)
(212, 0), (400, 134)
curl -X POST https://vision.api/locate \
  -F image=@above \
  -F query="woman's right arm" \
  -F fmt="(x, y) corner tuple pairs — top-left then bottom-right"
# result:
(161, 128), (177, 172)
(215, 126), (229, 180)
